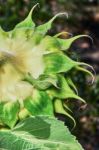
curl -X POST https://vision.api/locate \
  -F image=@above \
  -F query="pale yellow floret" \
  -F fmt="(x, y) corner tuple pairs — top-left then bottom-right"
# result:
(0, 35), (45, 101)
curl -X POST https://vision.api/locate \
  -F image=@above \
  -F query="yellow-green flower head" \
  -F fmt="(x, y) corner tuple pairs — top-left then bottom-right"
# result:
(0, 4), (94, 128)
(0, 9), (45, 101)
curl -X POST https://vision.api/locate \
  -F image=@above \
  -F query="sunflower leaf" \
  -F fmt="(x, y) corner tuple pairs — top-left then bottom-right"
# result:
(0, 116), (83, 150)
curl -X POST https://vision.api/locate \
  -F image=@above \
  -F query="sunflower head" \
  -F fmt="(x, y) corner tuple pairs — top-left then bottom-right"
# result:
(0, 4), (94, 128)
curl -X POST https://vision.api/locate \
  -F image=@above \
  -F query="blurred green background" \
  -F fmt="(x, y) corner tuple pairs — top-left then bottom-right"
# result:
(0, 0), (99, 149)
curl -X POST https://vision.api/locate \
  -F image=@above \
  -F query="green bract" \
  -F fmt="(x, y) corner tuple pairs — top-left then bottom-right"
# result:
(0, 4), (94, 149)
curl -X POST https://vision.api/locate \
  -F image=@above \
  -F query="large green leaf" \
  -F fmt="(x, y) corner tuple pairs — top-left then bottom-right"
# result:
(0, 116), (83, 150)
(0, 101), (20, 128)
(24, 89), (54, 116)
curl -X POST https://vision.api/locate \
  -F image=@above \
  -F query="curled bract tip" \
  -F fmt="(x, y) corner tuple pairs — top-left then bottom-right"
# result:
(35, 12), (68, 35)
(79, 62), (96, 84)
(56, 12), (68, 19)
(28, 3), (40, 19)
(78, 35), (94, 45)
(48, 12), (68, 25)
(31, 3), (40, 11)
(54, 31), (73, 38)
(54, 99), (76, 129)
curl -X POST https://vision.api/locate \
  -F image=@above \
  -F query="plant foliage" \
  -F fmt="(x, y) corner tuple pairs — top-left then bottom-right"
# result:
(0, 4), (94, 149)
(0, 116), (83, 150)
